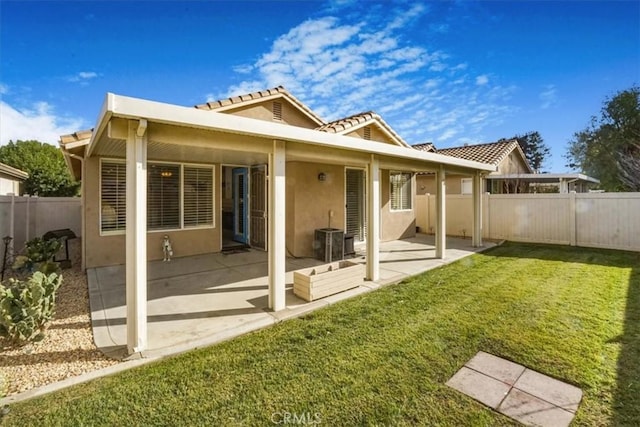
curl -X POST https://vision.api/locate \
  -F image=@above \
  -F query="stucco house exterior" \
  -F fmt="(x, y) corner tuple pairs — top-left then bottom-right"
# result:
(60, 86), (494, 354)
(0, 162), (28, 195)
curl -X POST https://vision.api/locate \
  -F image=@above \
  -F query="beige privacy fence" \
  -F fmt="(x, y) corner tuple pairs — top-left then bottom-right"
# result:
(0, 195), (82, 256)
(416, 193), (640, 252)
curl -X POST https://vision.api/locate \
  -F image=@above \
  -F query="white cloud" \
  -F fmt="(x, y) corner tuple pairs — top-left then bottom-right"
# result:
(0, 101), (85, 145)
(217, 4), (516, 146)
(232, 64), (253, 74)
(0, 83), (7, 95)
(539, 84), (558, 109)
(67, 71), (99, 84)
(475, 75), (489, 85)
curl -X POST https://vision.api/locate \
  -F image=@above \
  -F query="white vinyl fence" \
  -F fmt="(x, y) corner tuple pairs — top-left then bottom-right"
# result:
(416, 192), (640, 252)
(0, 195), (82, 256)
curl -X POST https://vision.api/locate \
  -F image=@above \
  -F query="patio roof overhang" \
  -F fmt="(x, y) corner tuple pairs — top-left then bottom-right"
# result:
(487, 173), (600, 184)
(83, 93), (496, 175)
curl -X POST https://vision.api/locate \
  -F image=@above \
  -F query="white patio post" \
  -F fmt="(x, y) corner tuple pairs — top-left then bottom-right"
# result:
(268, 140), (286, 311)
(435, 165), (446, 259)
(366, 155), (380, 281)
(472, 171), (483, 247)
(126, 119), (148, 354)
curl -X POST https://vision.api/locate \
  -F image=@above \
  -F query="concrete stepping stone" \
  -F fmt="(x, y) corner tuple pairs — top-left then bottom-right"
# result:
(447, 351), (583, 427)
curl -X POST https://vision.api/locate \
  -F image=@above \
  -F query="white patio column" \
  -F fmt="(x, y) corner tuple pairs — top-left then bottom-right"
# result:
(366, 155), (380, 281)
(268, 140), (286, 311)
(472, 172), (483, 247)
(126, 119), (148, 354)
(435, 165), (446, 259)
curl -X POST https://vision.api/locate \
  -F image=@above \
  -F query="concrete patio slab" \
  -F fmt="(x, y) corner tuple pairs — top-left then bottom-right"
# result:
(448, 351), (582, 427)
(514, 369), (583, 413)
(88, 235), (496, 359)
(498, 388), (575, 427)
(446, 366), (511, 409)
(465, 351), (525, 386)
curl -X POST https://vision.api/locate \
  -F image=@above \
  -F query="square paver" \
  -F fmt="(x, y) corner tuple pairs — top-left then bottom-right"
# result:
(514, 369), (583, 413)
(446, 366), (511, 409)
(498, 388), (576, 427)
(465, 351), (526, 386)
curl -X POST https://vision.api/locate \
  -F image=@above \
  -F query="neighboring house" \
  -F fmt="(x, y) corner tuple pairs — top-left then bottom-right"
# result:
(0, 162), (28, 195)
(414, 140), (599, 194)
(60, 86), (494, 354)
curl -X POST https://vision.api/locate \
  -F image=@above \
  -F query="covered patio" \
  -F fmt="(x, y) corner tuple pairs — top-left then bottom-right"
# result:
(62, 92), (496, 356)
(88, 235), (497, 359)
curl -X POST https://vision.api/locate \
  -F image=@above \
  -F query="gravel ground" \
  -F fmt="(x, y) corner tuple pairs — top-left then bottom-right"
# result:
(0, 239), (119, 397)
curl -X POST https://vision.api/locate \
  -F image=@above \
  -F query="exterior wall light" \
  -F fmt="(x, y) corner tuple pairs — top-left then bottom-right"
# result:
(318, 172), (327, 182)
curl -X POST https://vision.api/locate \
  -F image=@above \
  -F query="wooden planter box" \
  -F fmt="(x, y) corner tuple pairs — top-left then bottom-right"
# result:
(293, 260), (365, 302)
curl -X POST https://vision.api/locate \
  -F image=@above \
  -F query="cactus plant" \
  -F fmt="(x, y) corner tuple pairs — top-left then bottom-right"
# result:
(0, 272), (62, 345)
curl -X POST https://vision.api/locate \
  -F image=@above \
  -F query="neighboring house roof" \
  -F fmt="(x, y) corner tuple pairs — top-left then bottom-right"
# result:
(194, 85), (326, 127)
(316, 111), (410, 148)
(0, 162), (28, 180)
(412, 142), (436, 152)
(433, 140), (534, 173)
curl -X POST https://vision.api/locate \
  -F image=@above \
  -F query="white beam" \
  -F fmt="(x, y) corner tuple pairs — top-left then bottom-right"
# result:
(126, 120), (147, 354)
(268, 140), (286, 311)
(472, 172), (483, 247)
(435, 166), (446, 259)
(366, 155), (380, 281)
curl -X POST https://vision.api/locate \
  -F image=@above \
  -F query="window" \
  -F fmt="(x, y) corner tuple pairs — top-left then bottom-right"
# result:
(184, 166), (213, 227)
(461, 178), (472, 195)
(148, 164), (180, 230)
(99, 160), (215, 233)
(390, 172), (412, 211)
(100, 161), (126, 232)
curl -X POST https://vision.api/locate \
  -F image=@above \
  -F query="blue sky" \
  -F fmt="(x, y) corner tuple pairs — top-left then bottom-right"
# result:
(1, 0), (638, 172)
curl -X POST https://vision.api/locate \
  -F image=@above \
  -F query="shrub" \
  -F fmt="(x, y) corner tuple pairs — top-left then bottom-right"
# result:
(12, 237), (61, 276)
(0, 272), (62, 345)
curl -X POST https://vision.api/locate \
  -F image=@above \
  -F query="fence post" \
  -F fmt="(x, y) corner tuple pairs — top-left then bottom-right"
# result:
(9, 193), (16, 255)
(569, 191), (577, 246)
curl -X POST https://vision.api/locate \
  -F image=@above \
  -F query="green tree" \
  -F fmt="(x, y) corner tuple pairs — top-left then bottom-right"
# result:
(513, 131), (550, 172)
(566, 86), (640, 191)
(499, 131), (551, 172)
(0, 140), (79, 196)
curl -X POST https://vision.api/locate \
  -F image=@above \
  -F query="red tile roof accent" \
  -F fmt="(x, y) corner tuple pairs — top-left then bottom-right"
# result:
(434, 140), (533, 172)
(412, 142), (436, 152)
(194, 85), (325, 126)
(316, 111), (409, 147)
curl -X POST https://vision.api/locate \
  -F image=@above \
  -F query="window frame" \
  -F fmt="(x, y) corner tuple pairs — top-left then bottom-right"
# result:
(461, 178), (473, 195)
(389, 171), (413, 212)
(99, 158), (216, 236)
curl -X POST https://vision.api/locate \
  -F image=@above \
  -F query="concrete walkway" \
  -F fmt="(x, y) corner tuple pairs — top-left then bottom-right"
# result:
(87, 235), (496, 359)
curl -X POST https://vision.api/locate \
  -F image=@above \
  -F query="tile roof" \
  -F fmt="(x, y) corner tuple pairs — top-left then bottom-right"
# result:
(316, 111), (410, 147)
(433, 139), (533, 172)
(60, 129), (93, 146)
(194, 85), (326, 126)
(412, 142), (436, 152)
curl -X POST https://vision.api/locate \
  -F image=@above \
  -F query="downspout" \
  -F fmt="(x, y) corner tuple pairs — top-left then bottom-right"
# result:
(67, 152), (86, 271)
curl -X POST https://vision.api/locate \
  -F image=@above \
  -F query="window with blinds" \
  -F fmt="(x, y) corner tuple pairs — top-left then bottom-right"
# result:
(184, 166), (213, 227)
(147, 163), (181, 230)
(100, 161), (215, 233)
(390, 172), (412, 211)
(100, 161), (126, 232)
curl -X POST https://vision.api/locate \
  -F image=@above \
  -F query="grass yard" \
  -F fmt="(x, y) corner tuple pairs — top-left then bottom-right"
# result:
(3, 242), (638, 426)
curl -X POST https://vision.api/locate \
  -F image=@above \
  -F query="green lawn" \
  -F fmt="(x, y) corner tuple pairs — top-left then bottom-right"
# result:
(3, 242), (638, 426)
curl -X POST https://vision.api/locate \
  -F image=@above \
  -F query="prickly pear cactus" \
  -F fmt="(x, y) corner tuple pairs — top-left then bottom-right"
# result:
(0, 272), (63, 345)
